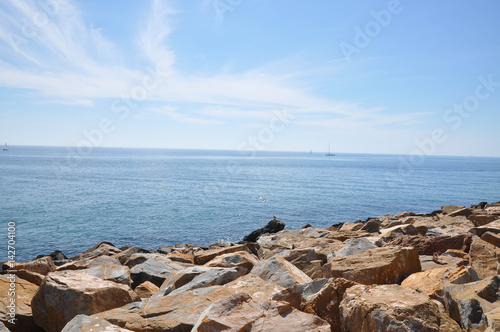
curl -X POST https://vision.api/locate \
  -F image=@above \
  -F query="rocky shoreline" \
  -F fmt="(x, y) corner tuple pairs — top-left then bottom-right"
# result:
(1, 202), (499, 332)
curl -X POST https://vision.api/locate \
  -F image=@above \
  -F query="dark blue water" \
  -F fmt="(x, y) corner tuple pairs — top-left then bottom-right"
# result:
(1, 146), (499, 262)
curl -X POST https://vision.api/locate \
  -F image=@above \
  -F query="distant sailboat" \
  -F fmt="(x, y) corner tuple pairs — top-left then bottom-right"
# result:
(325, 143), (335, 156)
(309, 150), (312, 154)
(3, 143), (7, 151)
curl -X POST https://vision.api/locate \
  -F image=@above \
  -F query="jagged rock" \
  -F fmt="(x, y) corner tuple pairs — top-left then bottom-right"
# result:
(96, 286), (237, 331)
(481, 231), (500, 247)
(81, 264), (131, 286)
(159, 266), (240, 296)
(377, 224), (419, 244)
(339, 222), (364, 232)
(32, 270), (140, 332)
(225, 274), (283, 300)
(123, 253), (161, 267)
(328, 238), (377, 258)
(393, 211), (415, 218)
(324, 246), (421, 285)
(442, 249), (468, 258)
(61, 314), (134, 332)
(166, 253), (195, 264)
(251, 256), (312, 288)
(272, 277), (358, 332)
(0, 275), (41, 332)
(340, 284), (461, 332)
(191, 293), (331, 332)
(71, 241), (121, 260)
(111, 246), (149, 265)
(57, 255), (121, 271)
(469, 236), (500, 279)
(448, 207), (473, 217)
(243, 218), (286, 242)
(194, 244), (252, 265)
(471, 202), (488, 209)
(360, 219), (380, 233)
(469, 214), (499, 226)
(10, 256), (56, 275)
(419, 255), (463, 271)
(401, 265), (480, 299)
(13, 269), (45, 286)
(134, 281), (159, 298)
(204, 250), (259, 275)
(301, 223), (313, 229)
(442, 205), (466, 215)
(36, 249), (68, 262)
(443, 276), (499, 331)
(270, 248), (326, 279)
(130, 256), (186, 288)
(470, 219), (500, 237)
(386, 234), (472, 255)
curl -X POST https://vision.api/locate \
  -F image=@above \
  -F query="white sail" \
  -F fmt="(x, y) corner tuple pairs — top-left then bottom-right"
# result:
(3, 143), (7, 150)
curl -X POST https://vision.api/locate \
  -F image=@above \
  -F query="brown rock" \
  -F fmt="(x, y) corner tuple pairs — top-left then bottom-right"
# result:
(251, 256), (313, 288)
(469, 214), (499, 226)
(204, 250), (259, 275)
(419, 255), (463, 271)
(96, 285), (236, 331)
(324, 246), (421, 285)
(448, 207), (473, 217)
(360, 219), (380, 233)
(272, 277), (358, 332)
(441, 205), (466, 215)
(56, 255), (121, 271)
(393, 211), (414, 218)
(80, 264), (131, 286)
(130, 256), (187, 288)
(225, 274), (284, 301)
(134, 281), (159, 299)
(470, 219), (500, 237)
(443, 276), (500, 331)
(71, 241), (121, 260)
(443, 249), (468, 258)
(10, 256), (56, 276)
(31, 270), (140, 332)
(166, 252), (195, 264)
(111, 246), (148, 265)
(340, 284), (460, 332)
(0, 275), (42, 332)
(386, 234), (472, 255)
(401, 265), (480, 299)
(194, 244), (252, 265)
(481, 231), (500, 247)
(469, 236), (500, 279)
(61, 314), (134, 331)
(339, 222), (364, 232)
(13, 269), (45, 286)
(191, 293), (331, 332)
(270, 248), (327, 279)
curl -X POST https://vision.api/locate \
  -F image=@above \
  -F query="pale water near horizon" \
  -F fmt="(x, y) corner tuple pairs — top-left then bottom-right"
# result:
(1, 146), (499, 262)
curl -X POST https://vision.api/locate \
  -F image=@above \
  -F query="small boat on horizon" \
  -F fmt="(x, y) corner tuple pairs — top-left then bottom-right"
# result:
(325, 143), (335, 156)
(3, 143), (7, 151)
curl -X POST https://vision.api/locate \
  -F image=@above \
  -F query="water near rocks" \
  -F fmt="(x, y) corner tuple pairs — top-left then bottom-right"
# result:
(1, 146), (499, 261)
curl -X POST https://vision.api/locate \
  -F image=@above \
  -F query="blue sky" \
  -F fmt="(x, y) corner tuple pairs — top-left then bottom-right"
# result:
(0, 0), (499, 156)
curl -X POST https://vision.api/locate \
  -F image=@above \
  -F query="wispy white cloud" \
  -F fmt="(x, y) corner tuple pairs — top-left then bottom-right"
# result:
(0, 0), (428, 130)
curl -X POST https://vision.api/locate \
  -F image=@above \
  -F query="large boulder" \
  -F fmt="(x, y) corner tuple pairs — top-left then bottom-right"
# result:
(339, 284), (461, 332)
(204, 250), (259, 275)
(71, 241), (122, 260)
(13, 269), (45, 286)
(328, 238), (377, 258)
(225, 274), (284, 300)
(61, 314), (134, 332)
(386, 234), (472, 255)
(56, 255), (121, 271)
(10, 256), (56, 275)
(443, 276), (500, 331)
(0, 275), (42, 332)
(251, 256), (312, 288)
(470, 219), (500, 237)
(243, 218), (286, 242)
(272, 277), (358, 332)
(130, 256), (186, 288)
(271, 248), (327, 279)
(401, 265), (480, 299)
(80, 264), (132, 286)
(96, 286), (237, 331)
(191, 293), (331, 332)
(111, 246), (150, 265)
(324, 246), (421, 285)
(469, 236), (500, 279)
(194, 244), (252, 265)
(31, 270), (140, 332)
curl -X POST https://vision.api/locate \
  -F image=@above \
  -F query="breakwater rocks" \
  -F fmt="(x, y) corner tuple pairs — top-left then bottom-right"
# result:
(1, 204), (500, 331)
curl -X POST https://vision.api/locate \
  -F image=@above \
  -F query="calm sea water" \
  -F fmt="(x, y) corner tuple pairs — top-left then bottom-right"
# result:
(1, 146), (499, 262)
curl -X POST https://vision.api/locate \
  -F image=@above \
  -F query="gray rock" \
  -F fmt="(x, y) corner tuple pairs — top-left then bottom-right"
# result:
(81, 264), (132, 286)
(251, 256), (312, 288)
(328, 238), (377, 259)
(61, 314), (133, 332)
(130, 257), (185, 288)
(169, 267), (240, 296)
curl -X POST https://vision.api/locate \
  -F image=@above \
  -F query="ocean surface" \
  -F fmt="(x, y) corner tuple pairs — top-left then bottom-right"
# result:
(1, 146), (499, 262)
